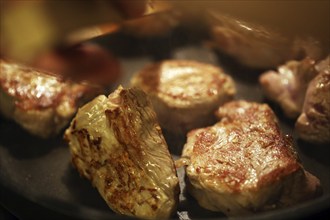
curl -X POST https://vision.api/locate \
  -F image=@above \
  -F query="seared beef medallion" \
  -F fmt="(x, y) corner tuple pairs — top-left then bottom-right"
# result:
(131, 60), (235, 135)
(179, 100), (321, 216)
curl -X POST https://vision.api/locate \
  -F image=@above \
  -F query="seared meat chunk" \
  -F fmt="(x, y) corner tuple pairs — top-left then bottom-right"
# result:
(259, 55), (330, 144)
(180, 100), (321, 216)
(0, 59), (101, 138)
(295, 56), (330, 144)
(259, 57), (318, 118)
(64, 86), (179, 219)
(131, 60), (235, 135)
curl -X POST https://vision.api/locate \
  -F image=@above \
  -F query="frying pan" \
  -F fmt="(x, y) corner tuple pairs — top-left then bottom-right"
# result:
(1, 24), (329, 220)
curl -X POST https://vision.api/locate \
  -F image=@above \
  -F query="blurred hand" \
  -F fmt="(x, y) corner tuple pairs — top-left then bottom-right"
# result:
(1, 0), (148, 85)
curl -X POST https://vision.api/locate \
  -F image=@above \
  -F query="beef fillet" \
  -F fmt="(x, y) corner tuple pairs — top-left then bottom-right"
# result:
(179, 100), (321, 216)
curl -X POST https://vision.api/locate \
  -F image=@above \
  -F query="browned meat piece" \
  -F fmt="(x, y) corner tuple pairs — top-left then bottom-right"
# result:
(295, 56), (330, 144)
(0, 59), (102, 138)
(259, 57), (318, 118)
(64, 86), (179, 219)
(259, 55), (330, 144)
(179, 100), (321, 216)
(206, 12), (323, 69)
(131, 60), (235, 135)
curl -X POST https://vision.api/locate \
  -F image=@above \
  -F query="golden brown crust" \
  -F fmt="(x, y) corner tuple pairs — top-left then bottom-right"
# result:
(65, 87), (179, 219)
(0, 59), (102, 138)
(1, 59), (65, 110)
(131, 60), (235, 135)
(181, 101), (320, 215)
(193, 101), (301, 192)
(0, 59), (96, 110)
(132, 60), (232, 107)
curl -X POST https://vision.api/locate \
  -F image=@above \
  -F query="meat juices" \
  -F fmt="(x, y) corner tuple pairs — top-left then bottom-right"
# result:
(180, 101), (321, 216)
(65, 86), (179, 219)
(0, 59), (102, 138)
(131, 60), (235, 135)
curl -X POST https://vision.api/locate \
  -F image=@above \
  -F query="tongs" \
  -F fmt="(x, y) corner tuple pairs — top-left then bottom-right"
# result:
(0, 0), (170, 63)
(1, 0), (328, 64)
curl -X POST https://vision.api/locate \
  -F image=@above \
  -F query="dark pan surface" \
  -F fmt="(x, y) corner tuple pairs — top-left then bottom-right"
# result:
(1, 28), (330, 220)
